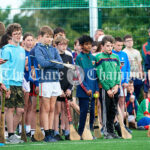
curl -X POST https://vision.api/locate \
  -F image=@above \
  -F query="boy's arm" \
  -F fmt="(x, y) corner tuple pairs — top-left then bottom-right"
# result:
(35, 47), (63, 69)
(54, 49), (64, 69)
(1, 48), (10, 89)
(75, 56), (91, 94)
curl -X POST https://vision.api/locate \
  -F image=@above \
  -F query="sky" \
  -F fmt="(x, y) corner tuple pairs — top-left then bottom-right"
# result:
(0, 0), (23, 19)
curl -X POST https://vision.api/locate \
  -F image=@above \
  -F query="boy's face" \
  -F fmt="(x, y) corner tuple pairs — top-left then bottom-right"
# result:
(127, 83), (134, 93)
(114, 41), (123, 52)
(11, 30), (22, 44)
(41, 33), (53, 45)
(81, 42), (92, 52)
(56, 42), (68, 53)
(74, 41), (82, 53)
(54, 32), (66, 39)
(102, 41), (113, 54)
(24, 36), (34, 49)
(124, 38), (133, 48)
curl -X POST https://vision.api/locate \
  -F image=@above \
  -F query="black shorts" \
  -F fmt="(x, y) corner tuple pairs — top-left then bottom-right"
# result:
(29, 82), (37, 97)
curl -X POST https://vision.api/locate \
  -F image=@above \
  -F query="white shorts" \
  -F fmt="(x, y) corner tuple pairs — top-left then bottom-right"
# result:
(119, 86), (127, 97)
(128, 115), (135, 122)
(39, 82), (62, 98)
(22, 78), (30, 92)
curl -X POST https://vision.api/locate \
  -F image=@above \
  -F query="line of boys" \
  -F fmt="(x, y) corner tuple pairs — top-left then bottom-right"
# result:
(0, 22), (149, 143)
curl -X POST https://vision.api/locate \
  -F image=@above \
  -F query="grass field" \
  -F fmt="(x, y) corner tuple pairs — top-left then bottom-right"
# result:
(1, 130), (150, 150)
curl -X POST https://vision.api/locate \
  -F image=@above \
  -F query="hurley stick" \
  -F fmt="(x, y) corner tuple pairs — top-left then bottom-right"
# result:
(0, 91), (5, 143)
(21, 113), (27, 142)
(82, 96), (93, 140)
(34, 95), (44, 141)
(117, 106), (132, 139)
(65, 97), (80, 140)
(93, 96), (101, 138)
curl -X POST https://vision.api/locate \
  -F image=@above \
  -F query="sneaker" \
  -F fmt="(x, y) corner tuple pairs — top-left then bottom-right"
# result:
(65, 134), (70, 140)
(137, 126), (145, 130)
(14, 134), (21, 139)
(54, 134), (64, 141)
(44, 135), (57, 142)
(110, 133), (121, 139)
(125, 126), (132, 134)
(104, 134), (114, 139)
(7, 135), (24, 144)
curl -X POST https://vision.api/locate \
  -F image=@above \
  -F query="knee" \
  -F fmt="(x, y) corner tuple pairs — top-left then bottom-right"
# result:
(16, 108), (24, 115)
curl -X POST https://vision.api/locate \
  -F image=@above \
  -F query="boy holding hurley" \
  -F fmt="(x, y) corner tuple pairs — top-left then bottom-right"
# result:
(96, 35), (121, 139)
(35, 26), (63, 142)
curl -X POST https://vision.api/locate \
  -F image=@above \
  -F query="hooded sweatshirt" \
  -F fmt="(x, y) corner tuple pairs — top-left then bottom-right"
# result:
(1, 44), (25, 89)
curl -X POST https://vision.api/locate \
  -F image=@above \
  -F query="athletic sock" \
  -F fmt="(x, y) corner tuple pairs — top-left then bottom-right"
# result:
(31, 129), (35, 136)
(19, 124), (22, 134)
(45, 130), (50, 137)
(54, 131), (59, 136)
(26, 125), (31, 133)
(8, 133), (14, 137)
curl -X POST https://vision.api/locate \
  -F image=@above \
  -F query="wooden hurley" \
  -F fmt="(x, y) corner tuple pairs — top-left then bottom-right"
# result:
(34, 95), (44, 141)
(65, 97), (80, 140)
(21, 113), (27, 142)
(82, 96), (93, 140)
(132, 101), (137, 129)
(93, 98), (101, 138)
(117, 106), (132, 139)
(0, 91), (5, 143)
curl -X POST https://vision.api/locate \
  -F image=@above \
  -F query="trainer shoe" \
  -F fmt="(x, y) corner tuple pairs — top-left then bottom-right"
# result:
(65, 134), (70, 140)
(26, 132), (31, 137)
(54, 134), (64, 141)
(110, 133), (121, 139)
(104, 134), (113, 139)
(44, 135), (58, 142)
(125, 126), (132, 134)
(114, 122), (122, 137)
(137, 126), (145, 130)
(7, 134), (24, 144)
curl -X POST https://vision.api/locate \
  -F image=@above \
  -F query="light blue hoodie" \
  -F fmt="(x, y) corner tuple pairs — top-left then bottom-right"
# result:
(1, 44), (25, 89)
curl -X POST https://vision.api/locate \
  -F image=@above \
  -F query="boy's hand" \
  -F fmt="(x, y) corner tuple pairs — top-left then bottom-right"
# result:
(107, 90), (114, 98)
(130, 95), (135, 103)
(60, 90), (66, 97)
(122, 83), (128, 88)
(87, 90), (92, 96)
(35, 86), (39, 94)
(6, 90), (11, 99)
(65, 89), (71, 97)
(0, 83), (7, 91)
(112, 85), (119, 94)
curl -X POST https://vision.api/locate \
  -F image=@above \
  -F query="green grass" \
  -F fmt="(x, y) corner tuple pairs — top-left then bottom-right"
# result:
(1, 130), (150, 150)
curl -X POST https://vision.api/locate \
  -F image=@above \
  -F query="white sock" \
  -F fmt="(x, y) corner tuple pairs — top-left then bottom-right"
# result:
(31, 129), (35, 136)
(19, 124), (22, 134)
(26, 125), (31, 133)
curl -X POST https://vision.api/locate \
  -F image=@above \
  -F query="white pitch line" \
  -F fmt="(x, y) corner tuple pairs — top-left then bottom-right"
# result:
(2, 140), (150, 148)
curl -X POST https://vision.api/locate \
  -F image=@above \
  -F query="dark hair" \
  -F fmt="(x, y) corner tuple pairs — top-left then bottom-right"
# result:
(38, 26), (53, 36)
(78, 35), (93, 45)
(129, 80), (134, 84)
(6, 23), (22, 37)
(74, 39), (79, 45)
(23, 32), (34, 40)
(0, 22), (5, 37)
(124, 35), (133, 41)
(92, 41), (98, 47)
(96, 41), (102, 53)
(54, 27), (65, 35)
(0, 33), (11, 48)
(115, 37), (123, 43)
(101, 35), (114, 46)
(54, 36), (69, 45)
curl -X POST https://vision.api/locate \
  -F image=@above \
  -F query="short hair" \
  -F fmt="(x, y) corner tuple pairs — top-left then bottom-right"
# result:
(23, 32), (34, 40)
(92, 41), (98, 47)
(96, 41), (102, 53)
(129, 80), (134, 84)
(6, 23), (22, 37)
(124, 35), (133, 41)
(115, 37), (123, 43)
(54, 27), (65, 36)
(38, 26), (53, 36)
(0, 22), (5, 37)
(74, 39), (79, 45)
(54, 36), (69, 45)
(101, 35), (114, 46)
(78, 35), (93, 45)
(95, 29), (103, 34)
(0, 33), (11, 48)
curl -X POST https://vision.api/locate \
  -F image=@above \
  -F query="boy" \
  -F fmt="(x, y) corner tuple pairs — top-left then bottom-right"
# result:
(35, 26), (63, 142)
(75, 35), (99, 138)
(123, 35), (143, 100)
(1, 23), (25, 143)
(125, 80), (138, 128)
(96, 35), (121, 139)
(112, 37), (130, 119)
(136, 89), (150, 129)
(53, 36), (73, 140)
